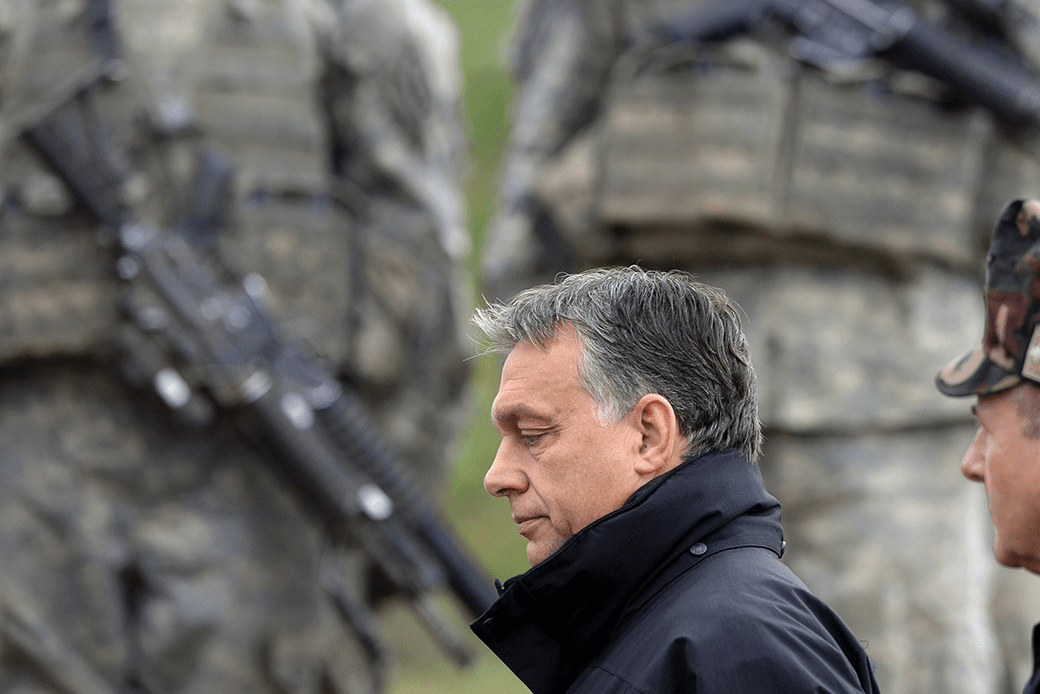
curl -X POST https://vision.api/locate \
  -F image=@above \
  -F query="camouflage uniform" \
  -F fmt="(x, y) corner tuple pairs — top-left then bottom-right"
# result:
(0, 1), (471, 692)
(483, 1), (1040, 692)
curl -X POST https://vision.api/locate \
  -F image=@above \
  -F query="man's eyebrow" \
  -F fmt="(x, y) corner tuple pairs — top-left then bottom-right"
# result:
(491, 403), (552, 426)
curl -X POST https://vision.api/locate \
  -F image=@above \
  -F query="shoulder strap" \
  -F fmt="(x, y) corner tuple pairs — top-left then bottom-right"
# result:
(83, 0), (121, 62)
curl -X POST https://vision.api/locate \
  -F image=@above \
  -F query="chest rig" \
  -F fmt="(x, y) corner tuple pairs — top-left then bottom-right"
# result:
(0, 0), (352, 366)
(592, 0), (1040, 270)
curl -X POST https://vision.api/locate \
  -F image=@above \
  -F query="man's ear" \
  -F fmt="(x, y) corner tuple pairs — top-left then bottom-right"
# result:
(631, 393), (683, 476)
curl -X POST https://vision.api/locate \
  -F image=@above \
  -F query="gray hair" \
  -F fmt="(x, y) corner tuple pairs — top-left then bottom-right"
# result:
(473, 266), (763, 462)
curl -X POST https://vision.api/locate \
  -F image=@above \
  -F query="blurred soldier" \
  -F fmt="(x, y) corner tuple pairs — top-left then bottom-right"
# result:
(482, 0), (1040, 692)
(0, 0), (471, 692)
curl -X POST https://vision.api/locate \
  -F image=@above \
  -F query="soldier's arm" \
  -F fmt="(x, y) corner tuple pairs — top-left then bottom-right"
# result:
(322, 0), (470, 261)
(482, 0), (622, 298)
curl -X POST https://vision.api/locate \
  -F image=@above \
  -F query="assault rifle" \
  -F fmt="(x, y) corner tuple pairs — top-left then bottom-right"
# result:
(655, 0), (1040, 129)
(21, 69), (496, 668)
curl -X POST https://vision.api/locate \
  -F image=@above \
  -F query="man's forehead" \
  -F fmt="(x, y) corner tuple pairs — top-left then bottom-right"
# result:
(492, 332), (589, 423)
(501, 333), (580, 380)
(974, 386), (1025, 420)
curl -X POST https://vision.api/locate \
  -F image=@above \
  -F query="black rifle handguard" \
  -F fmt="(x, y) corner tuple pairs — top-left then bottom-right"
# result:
(658, 0), (1040, 130)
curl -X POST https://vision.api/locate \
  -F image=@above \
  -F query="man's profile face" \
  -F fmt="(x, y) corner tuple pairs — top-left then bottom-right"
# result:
(485, 327), (645, 566)
(963, 386), (1040, 574)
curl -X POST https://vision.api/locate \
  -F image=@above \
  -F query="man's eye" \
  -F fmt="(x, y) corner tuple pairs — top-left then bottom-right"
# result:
(521, 433), (543, 446)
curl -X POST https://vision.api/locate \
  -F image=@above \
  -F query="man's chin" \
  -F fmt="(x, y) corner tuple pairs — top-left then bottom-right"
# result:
(994, 540), (1040, 575)
(1009, 553), (1040, 576)
(525, 537), (564, 567)
(526, 543), (549, 567)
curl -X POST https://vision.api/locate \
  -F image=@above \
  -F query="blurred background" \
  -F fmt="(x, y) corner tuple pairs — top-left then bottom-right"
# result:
(378, 3), (533, 693)
(8, 2), (1031, 693)
(10, 2), (1040, 690)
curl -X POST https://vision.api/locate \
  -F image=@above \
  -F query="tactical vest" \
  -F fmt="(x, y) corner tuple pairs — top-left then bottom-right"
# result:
(585, 0), (1040, 271)
(0, 0), (353, 366)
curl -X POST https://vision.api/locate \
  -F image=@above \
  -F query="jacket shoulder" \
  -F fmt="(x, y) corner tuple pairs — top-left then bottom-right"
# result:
(569, 547), (878, 694)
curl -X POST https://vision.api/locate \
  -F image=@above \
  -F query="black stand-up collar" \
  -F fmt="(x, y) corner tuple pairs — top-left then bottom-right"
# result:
(471, 448), (783, 694)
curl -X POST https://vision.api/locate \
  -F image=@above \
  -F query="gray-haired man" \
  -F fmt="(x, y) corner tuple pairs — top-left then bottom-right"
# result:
(469, 266), (880, 694)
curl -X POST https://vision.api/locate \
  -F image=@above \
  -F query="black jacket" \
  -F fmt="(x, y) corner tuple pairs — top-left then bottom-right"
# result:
(471, 449), (881, 694)
(1026, 624), (1040, 694)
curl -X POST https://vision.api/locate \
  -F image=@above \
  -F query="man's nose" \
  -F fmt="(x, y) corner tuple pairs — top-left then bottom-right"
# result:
(484, 439), (527, 497)
(961, 428), (986, 483)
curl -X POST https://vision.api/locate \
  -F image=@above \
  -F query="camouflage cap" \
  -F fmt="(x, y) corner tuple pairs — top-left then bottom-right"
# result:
(937, 198), (1040, 397)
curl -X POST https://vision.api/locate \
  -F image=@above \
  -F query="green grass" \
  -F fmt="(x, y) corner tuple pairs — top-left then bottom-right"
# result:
(381, 3), (533, 693)
(430, 0), (530, 582)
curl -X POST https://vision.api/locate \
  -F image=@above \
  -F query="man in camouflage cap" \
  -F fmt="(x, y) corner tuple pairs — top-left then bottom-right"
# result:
(936, 197), (1040, 694)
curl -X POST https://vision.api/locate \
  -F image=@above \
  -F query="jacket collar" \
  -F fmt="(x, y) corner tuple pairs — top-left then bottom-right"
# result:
(471, 448), (784, 694)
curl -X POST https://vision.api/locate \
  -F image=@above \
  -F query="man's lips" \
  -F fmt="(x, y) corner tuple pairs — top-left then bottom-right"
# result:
(514, 516), (544, 537)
